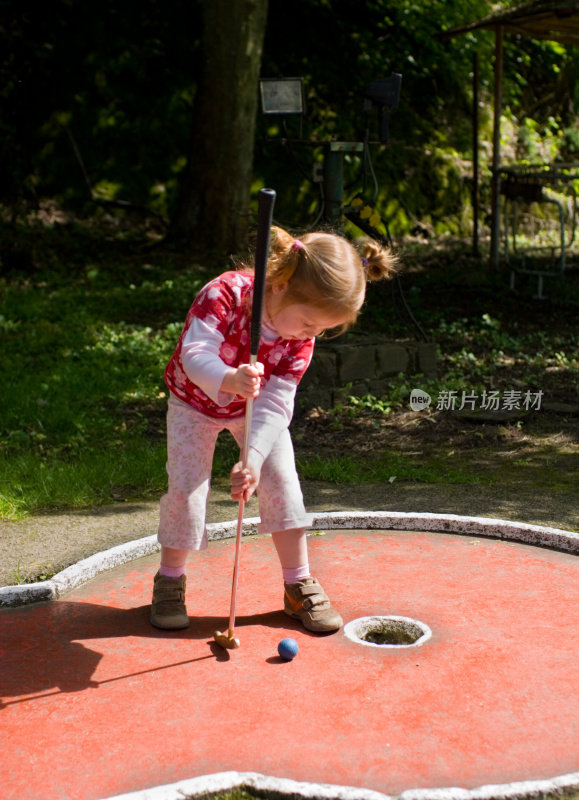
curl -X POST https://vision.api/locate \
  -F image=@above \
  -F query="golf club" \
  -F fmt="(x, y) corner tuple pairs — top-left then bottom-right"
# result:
(214, 187), (276, 650)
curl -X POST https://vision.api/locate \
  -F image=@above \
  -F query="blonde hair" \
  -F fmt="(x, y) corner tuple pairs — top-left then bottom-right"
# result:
(264, 226), (397, 333)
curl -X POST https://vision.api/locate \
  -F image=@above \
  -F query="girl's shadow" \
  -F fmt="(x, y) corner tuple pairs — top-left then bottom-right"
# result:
(0, 601), (298, 707)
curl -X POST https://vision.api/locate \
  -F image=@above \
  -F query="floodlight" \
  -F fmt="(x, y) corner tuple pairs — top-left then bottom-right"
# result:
(260, 78), (305, 115)
(364, 74), (402, 110)
(363, 73), (402, 143)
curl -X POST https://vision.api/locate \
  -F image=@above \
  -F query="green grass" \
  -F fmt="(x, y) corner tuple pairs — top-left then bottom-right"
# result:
(184, 791), (258, 800)
(0, 283), (179, 517)
(296, 452), (485, 485)
(0, 444), (169, 518)
(1, 215), (577, 518)
(186, 788), (579, 800)
(0, 218), (221, 518)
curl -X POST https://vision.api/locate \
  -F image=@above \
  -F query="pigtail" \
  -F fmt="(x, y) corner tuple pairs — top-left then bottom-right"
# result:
(268, 226), (303, 284)
(261, 224), (397, 335)
(359, 239), (398, 283)
(270, 225), (295, 254)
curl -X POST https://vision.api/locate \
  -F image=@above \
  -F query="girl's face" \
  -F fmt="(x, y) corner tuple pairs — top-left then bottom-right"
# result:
(267, 284), (350, 340)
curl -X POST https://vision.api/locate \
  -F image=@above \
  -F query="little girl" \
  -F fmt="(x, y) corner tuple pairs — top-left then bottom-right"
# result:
(151, 225), (395, 632)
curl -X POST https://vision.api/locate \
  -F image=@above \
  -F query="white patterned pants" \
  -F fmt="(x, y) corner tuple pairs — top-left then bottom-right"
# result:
(158, 396), (313, 550)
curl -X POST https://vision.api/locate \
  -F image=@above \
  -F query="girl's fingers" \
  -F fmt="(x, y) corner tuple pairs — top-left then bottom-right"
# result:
(239, 363), (264, 397)
(230, 464), (252, 500)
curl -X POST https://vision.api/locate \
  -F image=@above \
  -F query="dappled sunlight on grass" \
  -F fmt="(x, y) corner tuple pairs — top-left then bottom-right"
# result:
(0, 444), (169, 519)
(1, 219), (577, 517)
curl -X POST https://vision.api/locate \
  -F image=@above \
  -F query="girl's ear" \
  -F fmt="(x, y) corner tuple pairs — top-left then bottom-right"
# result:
(270, 281), (288, 296)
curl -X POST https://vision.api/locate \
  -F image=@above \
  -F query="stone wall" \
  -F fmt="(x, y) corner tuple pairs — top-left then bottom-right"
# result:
(297, 339), (437, 409)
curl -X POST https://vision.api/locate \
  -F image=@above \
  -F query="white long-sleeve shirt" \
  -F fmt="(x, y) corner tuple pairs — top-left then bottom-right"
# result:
(181, 316), (298, 463)
(164, 271), (314, 464)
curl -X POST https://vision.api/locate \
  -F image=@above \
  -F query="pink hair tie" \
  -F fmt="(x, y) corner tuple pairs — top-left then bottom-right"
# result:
(292, 239), (304, 251)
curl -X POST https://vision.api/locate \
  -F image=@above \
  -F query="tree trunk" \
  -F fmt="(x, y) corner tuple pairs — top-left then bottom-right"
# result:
(169, 0), (269, 257)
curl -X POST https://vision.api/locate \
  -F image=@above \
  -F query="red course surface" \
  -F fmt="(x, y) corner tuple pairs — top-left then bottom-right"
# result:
(1, 529), (578, 800)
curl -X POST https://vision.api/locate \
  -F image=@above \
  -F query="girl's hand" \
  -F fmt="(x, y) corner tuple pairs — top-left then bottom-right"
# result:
(221, 362), (264, 399)
(230, 458), (261, 503)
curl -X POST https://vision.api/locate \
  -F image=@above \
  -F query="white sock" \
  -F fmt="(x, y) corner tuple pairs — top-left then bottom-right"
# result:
(282, 564), (310, 584)
(159, 564), (186, 578)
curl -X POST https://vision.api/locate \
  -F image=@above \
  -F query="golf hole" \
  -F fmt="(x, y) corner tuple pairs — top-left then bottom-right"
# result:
(344, 615), (432, 649)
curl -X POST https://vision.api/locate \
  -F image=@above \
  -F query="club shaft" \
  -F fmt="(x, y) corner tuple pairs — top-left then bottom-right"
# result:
(228, 368), (255, 633)
(226, 187), (276, 642)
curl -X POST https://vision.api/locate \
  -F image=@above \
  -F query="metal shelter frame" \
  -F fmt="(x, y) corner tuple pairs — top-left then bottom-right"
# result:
(441, 0), (579, 269)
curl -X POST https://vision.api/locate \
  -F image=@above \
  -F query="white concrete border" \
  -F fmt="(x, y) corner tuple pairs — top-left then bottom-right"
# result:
(0, 518), (257, 608)
(1, 511), (577, 608)
(311, 511), (579, 553)
(98, 771), (391, 800)
(97, 769), (579, 800)
(3, 511), (578, 800)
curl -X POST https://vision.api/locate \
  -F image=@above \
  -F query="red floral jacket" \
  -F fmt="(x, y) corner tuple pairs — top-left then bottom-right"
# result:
(164, 271), (314, 418)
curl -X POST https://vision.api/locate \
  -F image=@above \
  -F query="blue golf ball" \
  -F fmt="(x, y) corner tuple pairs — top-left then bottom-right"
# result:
(278, 637), (299, 661)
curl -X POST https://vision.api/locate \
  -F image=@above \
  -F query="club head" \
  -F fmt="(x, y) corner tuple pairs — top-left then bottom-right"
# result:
(213, 629), (240, 650)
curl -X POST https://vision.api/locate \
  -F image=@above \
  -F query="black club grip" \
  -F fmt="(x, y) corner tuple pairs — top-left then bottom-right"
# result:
(251, 188), (276, 356)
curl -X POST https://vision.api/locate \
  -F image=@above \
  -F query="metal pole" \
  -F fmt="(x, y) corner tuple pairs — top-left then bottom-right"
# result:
(490, 25), (504, 270)
(472, 52), (480, 257)
(323, 146), (344, 224)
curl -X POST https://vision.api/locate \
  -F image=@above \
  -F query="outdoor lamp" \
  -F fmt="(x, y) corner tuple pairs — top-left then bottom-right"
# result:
(259, 78), (305, 116)
(363, 73), (402, 142)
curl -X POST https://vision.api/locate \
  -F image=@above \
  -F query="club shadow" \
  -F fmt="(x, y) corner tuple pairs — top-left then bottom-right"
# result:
(0, 601), (305, 704)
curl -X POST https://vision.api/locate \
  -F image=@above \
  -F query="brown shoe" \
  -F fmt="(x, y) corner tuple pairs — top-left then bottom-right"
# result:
(150, 571), (190, 630)
(283, 577), (343, 633)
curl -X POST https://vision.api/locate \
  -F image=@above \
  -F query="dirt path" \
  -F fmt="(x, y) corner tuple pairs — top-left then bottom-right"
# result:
(1, 478), (577, 588)
(2, 402), (577, 588)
